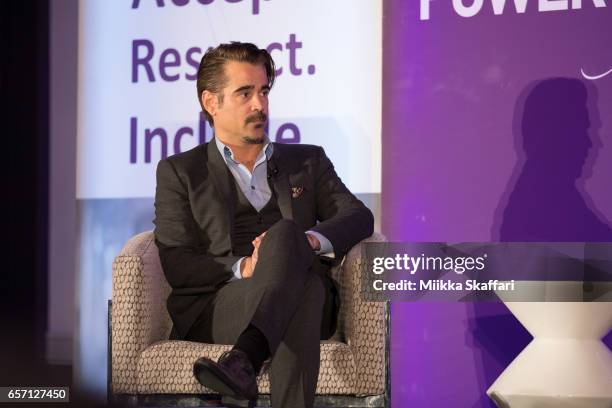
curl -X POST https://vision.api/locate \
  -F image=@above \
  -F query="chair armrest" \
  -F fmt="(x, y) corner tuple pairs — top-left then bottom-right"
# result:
(334, 232), (387, 395)
(111, 231), (171, 394)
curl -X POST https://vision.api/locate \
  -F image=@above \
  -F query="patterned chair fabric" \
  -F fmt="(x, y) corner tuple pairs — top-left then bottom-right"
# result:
(111, 231), (386, 396)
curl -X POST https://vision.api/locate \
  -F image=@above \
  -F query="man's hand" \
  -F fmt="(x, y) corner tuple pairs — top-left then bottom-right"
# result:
(241, 231), (319, 278)
(305, 232), (321, 252)
(240, 231), (267, 278)
(240, 257), (254, 278)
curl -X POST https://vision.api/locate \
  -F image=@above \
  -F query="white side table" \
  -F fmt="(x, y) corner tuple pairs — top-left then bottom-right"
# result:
(487, 281), (612, 408)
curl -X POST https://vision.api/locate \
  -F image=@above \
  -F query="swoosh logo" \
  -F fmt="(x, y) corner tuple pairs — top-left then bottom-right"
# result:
(581, 67), (612, 80)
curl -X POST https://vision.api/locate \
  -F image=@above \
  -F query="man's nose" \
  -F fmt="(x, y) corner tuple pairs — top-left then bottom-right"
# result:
(251, 94), (266, 111)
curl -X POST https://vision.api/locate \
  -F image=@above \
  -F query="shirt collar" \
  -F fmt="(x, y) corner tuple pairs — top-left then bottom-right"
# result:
(214, 136), (273, 166)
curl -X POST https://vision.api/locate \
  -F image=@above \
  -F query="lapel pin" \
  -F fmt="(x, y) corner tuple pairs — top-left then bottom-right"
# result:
(291, 186), (304, 198)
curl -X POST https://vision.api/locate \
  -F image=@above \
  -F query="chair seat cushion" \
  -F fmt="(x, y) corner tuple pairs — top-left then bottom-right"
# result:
(137, 340), (357, 395)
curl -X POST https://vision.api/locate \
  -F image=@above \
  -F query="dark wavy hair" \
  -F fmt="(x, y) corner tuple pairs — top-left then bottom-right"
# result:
(196, 42), (276, 126)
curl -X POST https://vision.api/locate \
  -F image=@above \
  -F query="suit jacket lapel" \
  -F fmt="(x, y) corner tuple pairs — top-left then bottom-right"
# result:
(269, 145), (294, 220)
(206, 140), (236, 247)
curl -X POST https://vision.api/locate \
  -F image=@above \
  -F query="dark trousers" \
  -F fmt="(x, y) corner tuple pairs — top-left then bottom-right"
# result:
(185, 220), (339, 408)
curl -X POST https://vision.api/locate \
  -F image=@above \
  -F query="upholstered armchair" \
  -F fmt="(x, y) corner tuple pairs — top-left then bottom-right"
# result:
(108, 231), (389, 407)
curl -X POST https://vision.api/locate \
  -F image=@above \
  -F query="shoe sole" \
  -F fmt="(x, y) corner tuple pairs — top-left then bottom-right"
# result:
(193, 359), (255, 400)
(221, 394), (256, 408)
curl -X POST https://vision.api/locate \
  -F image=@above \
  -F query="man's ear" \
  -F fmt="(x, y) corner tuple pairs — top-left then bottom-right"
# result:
(202, 90), (218, 117)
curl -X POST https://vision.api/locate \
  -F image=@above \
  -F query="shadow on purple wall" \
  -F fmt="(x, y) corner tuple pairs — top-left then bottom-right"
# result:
(469, 78), (612, 408)
(494, 77), (612, 241)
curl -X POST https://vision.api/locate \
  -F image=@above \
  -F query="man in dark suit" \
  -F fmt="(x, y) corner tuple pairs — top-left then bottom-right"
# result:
(153, 42), (373, 408)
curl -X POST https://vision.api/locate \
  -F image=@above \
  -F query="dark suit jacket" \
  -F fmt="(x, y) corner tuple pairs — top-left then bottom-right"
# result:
(153, 140), (374, 339)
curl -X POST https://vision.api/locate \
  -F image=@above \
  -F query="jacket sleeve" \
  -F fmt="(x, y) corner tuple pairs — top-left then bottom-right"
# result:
(153, 158), (241, 294)
(309, 147), (374, 258)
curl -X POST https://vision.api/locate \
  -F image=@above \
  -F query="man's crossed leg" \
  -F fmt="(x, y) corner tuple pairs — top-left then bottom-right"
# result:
(186, 220), (337, 408)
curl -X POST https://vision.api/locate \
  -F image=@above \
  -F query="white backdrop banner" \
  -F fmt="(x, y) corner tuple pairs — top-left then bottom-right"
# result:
(77, 0), (382, 198)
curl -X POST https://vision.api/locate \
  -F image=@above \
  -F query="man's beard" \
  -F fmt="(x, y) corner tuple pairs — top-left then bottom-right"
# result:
(242, 135), (265, 144)
(242, 110), (268, 144)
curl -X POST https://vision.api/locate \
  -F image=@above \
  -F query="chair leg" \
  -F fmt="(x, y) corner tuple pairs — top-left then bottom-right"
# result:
(107, 299), (113, 405)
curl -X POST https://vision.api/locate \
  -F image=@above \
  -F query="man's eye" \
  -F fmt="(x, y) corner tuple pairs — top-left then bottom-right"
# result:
(241, 92), (249, 98)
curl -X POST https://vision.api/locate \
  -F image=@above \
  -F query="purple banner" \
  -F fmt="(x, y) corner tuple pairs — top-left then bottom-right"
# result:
(382, 1), (612, 406)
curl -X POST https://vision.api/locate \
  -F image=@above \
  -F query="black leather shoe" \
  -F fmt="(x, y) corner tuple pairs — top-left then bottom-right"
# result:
(193, 349), (258, 402)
